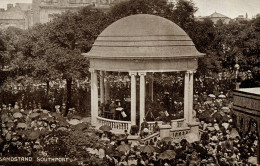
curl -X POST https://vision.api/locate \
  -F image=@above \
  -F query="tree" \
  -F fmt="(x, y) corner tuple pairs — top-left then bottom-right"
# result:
(0, 29), (6, 69)
(171, 0), (198, 31)
(40, 7), (109, 115)
(109, 0), (175, 21)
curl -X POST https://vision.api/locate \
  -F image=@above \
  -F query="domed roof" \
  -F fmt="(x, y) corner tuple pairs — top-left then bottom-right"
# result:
(84, 14), (204, 59)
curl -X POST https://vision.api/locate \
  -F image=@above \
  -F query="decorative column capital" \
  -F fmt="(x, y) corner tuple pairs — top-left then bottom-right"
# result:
(138, 72), (147, 76)
(89, 68), (95, 72)
(186, 70), (196, 74)
(129, 71), (137, 76)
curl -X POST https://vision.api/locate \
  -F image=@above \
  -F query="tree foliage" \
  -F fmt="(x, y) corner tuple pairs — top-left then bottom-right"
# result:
(1, 0), (259, 110)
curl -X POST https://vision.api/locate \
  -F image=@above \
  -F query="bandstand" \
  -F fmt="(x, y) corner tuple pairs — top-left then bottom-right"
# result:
(83, 14), (204, 136)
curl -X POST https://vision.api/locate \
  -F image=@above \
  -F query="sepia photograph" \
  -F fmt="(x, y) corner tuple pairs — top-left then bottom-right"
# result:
(0, 0), (260, 165)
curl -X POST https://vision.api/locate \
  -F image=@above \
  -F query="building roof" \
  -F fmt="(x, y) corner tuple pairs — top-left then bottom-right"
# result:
(209, 12), (229, 18)
(16, 3), (32, 11)
(0, 11), (25, 20)
(84, 14), (204, 59)
(235, 88), (260, 96)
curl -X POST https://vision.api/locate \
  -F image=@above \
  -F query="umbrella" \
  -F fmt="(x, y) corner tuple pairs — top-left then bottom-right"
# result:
(199, 112), (213, 123)
(117, 144), (131, 152)
(16, 129), (25, 136)
(222, 122), (229, 130)
(71, 115), (82, 120)
(204, 101), (213, 105)
(28, 130), (41, 140)
(221, 116), (229, 122)
(6, 121), (15, 128)
(212, 112), (222, 122)
(0, 137), (3, 144)
(2, 117), (10, 123)
(68, 119), (81, 125)
(21, 109), (30, 115)
(99, 125), (112, 132)
(218, 94), (226, 99)
(42, 109), (49, 114)
(116, 134), (127, 141)
(56, 115), (66, 122)
(208, 94), (216, 98)
(13, 112), (23, 119)
(40, 129), (50, 135)
(59, 121), (70, 127)
(57, 127), (68, 131)
(230, 128), (240, 138)
(161, 137), (173, 143)
(105, 144), (114, 154)
(222, 107), (230, 113)
(30, 112), (40, 119)
(248, 157), (257, 165)
(112, 150), (122, 157)
(40, 114), (49, 120)
(73, 123), (88, 131)
(185, 133), (199, 143)
(207, 127), (215, 131)
(140, 145), (157, 153)
(46, 117), (55, 123)
(17, 123), (27, 129)
(1, 113), (9, 121)
(158, 150), (176, 160)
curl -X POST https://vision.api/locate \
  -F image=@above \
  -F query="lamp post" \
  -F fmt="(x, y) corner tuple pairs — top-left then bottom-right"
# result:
(234, 64), (240, 90)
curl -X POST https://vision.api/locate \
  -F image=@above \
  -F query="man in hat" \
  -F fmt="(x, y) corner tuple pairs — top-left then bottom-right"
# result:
(140, 118), (149, 138)
(61, 103), (66, 116)
(109, 100), (117, 119)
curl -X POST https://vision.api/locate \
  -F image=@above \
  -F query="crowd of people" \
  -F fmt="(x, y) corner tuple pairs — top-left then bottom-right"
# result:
(81, 91), (258, 166)
(0, 102), (89, 161)
(0, 70), (259, 165)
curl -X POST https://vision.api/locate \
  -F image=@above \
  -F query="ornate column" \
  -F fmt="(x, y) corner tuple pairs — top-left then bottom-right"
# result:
(148, 72), (154, 102)
(184, 71), (190, 124)
(188, 71), (194, 123)
(100, 71), (105, 104)
(129, 72), (137, 126)
(105, 71), (110, 103)
(184, 71), (195, 124)
(90, 68), (98, 126)
(139, 72), (146, 126)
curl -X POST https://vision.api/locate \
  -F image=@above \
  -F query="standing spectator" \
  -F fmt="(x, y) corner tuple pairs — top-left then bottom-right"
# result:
(109, 100), (117, 119)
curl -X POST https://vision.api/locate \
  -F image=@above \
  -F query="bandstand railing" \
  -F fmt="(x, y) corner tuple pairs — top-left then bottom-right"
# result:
(170, 127), (191, 142)
(142, 132), (160, 144)
(171, 118), (185, 128)
(96, 116), (131, 133)
(147, 121), (163, 132)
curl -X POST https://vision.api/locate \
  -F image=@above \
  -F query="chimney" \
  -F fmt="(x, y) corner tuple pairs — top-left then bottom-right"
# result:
(7, 4), (13, 10)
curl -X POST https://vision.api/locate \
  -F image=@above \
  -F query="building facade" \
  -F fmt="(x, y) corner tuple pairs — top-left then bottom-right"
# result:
(0, 3), (32, 30)
(0, 0), (127, 29)
(32, 0), (127, 25)
(196, 12), (231, 24)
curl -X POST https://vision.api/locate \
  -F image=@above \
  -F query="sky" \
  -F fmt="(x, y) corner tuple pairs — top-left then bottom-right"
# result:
(0, 0), (259, 19)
